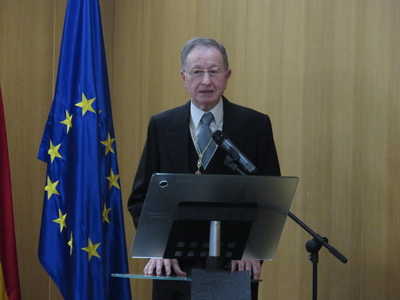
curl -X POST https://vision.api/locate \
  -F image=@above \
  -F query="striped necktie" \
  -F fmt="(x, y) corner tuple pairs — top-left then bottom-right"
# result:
(197, 112), (217, 168)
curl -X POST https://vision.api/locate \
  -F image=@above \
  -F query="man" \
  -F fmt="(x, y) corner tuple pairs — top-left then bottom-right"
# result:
(128, 37), (281, 300)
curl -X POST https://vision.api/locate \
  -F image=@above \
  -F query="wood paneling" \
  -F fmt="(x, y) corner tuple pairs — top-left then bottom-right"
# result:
(114, 1), (400, 299)
(0, 1), (57, 299)
(1, 0), (399, 299)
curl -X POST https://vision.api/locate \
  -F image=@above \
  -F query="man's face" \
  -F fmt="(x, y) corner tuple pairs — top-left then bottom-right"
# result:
(181, 46), (231, 111)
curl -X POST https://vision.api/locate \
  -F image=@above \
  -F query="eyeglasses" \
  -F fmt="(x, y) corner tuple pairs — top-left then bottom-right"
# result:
(183, 68), (225, 80)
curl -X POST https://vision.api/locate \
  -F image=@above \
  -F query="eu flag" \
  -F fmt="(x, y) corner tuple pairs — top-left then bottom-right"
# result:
(37, 1), (131, 299)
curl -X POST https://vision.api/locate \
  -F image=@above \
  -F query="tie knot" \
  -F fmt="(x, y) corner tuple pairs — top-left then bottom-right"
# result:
(201, 112), (214, 125)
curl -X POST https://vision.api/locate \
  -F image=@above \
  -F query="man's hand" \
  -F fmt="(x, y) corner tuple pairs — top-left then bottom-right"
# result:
(231, 259), (262, 280)
(143, 258), (187, 277)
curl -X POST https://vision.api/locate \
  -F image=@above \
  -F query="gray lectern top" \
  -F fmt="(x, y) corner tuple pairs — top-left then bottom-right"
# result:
(130, 173), (298, 261)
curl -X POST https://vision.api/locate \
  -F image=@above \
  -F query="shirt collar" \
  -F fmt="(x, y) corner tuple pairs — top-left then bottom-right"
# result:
(190, 98), (224, 129)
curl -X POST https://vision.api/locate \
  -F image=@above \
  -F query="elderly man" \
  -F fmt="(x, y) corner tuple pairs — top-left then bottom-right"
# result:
(128, 37), (281, 300)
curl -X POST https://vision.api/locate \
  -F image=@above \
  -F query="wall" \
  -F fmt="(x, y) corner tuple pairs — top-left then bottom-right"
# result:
(0, 0), (399, 299)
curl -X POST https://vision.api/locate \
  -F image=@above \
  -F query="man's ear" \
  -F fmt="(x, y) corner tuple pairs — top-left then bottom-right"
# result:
(181, 70), (187, 88)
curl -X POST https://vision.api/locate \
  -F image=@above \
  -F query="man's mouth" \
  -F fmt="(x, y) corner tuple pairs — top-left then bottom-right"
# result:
(200, 90), (214, 94)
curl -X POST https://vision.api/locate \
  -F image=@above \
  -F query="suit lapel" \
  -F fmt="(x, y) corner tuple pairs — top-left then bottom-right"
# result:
(162, 98), (249, 172)
(164, 102), (192, 172)
(222, 98), (248, 149)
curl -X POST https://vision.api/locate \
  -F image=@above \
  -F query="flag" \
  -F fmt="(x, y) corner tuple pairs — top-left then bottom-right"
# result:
(37, 1), (131, 299)
(0, 87), (21, 300)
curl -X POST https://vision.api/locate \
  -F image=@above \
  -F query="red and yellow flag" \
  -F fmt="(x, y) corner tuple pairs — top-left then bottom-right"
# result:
(0, 87), (21, 300)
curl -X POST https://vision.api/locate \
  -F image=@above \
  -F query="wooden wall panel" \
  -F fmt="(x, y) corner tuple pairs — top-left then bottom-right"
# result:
(0, 1), (57, 299)
(112, 0), (153, 298)
(357, 1), (400, 299)
(113, 1), (400, 299)
(0, 0), (399, 299)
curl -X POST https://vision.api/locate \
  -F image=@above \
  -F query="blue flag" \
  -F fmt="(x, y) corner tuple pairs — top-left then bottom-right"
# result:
(37, 1), (131, 299)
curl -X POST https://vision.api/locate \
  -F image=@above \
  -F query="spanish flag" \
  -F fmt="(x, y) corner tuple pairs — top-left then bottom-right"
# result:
(0, 87), (21, 300)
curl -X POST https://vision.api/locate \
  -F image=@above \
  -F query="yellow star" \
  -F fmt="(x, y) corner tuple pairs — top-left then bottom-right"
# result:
(68, 232), (73, 255)
(102, 203), (111, 223)
(75, 92), (96, 116)
(60, 110), (73, 133)
(52, 209), (67, 233)
(82, 238), (101, 261)
(106, 169), (120, 190)
(44, 176), (60, 200)
(48, 140), (62, 163)
(100, 132), (115, 155)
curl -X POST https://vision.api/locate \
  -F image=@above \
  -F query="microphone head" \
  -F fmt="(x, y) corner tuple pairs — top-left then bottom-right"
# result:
(212, 130), (225, 145)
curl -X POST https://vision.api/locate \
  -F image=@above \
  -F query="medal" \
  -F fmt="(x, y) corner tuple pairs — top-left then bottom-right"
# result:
(191, 116), (222, 175)
(194, 139), (212, 175)
(195, 155), (203, 175)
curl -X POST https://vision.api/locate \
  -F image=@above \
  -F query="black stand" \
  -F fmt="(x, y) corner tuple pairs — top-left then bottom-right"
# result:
(171, 203), (256, 300)
(206, 220), (223, 270)
(191, 268), (252, 300)
(223, 152), (348, 300)
(288, 211), (347, 300)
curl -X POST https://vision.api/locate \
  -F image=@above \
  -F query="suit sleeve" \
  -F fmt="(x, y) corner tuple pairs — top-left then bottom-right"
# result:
(127, 116), (160, 227)
(256, 115), (281, 176)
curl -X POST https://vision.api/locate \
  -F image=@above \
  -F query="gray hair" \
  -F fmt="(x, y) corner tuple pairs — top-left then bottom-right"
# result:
(181, 37), (229, 70)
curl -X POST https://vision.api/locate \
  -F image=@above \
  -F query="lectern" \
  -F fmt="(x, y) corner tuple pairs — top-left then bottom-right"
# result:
(114, 173), (299, 299)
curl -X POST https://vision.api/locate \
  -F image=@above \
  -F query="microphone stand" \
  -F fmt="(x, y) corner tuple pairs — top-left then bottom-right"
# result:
(223, 153), (348, 300)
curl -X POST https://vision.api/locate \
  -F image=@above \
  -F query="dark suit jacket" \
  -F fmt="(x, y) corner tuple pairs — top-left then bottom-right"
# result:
(128, 97), (281, 226)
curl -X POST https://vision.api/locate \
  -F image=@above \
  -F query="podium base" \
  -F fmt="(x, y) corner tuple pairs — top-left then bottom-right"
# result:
(191, 268), (251, 300)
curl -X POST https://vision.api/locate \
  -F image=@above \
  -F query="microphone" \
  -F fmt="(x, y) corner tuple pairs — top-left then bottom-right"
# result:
(212, 130), (258, 174)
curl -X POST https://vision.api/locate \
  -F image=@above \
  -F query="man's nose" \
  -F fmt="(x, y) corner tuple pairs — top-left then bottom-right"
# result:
(201, 72), (212, 83)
